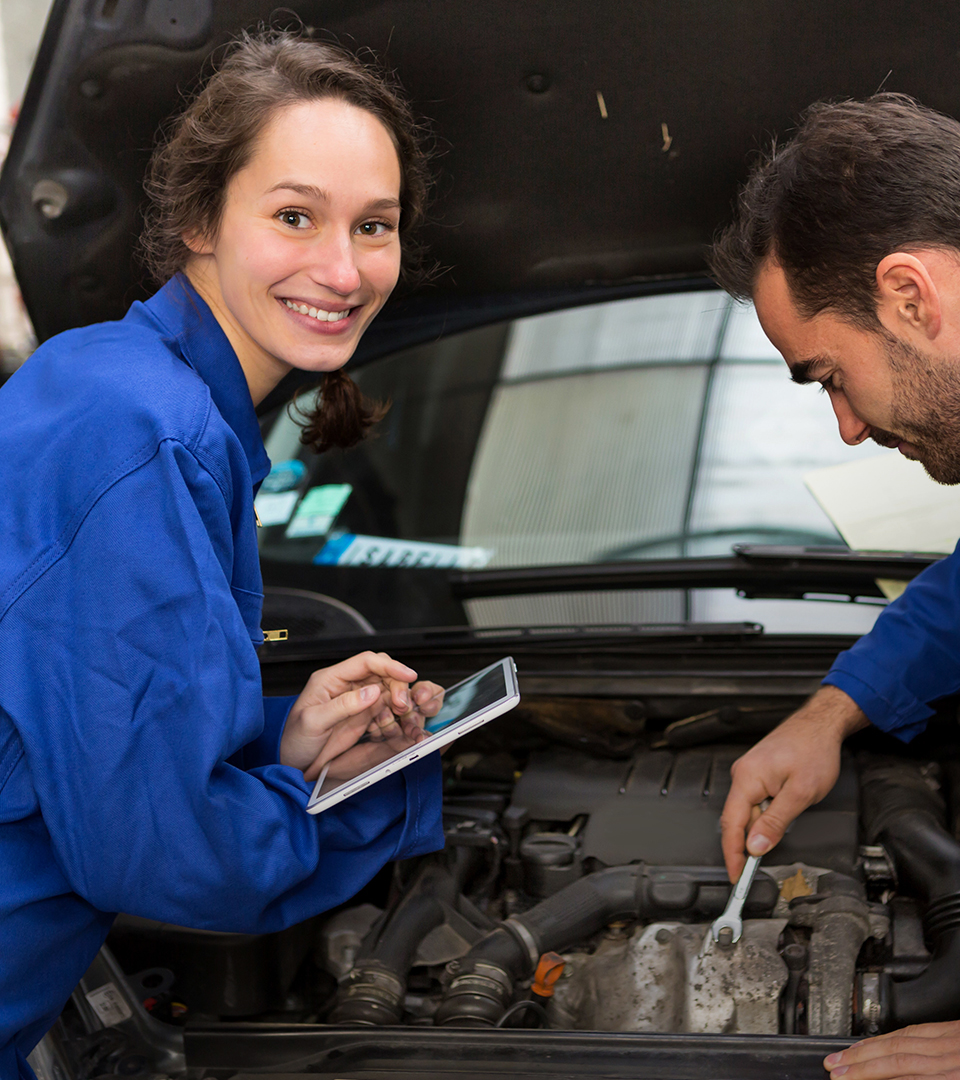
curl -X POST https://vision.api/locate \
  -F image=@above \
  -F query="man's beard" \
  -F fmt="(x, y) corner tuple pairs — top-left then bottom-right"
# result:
(871, 333), (960, 485)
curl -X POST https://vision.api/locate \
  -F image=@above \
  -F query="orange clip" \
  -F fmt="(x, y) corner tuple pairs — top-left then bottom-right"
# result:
(532, 951), (566, 998)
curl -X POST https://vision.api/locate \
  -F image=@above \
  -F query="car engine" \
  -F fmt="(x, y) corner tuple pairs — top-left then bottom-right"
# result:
(93, 693), (960, 1051)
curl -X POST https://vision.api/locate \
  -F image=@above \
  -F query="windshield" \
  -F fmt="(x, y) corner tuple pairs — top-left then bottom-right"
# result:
(258, 289), (886, 636)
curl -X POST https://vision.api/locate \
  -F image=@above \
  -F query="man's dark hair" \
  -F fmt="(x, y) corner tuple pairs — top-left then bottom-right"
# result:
(709, 93), (960, 328)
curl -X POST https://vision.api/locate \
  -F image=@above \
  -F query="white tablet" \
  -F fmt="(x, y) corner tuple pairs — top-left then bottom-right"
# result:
(306, 656), (519, 814)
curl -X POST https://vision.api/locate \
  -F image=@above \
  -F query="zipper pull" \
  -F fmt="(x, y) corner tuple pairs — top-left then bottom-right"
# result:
(263, 629), (288, 642)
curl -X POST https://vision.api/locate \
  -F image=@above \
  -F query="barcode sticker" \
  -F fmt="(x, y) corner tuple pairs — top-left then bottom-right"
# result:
(85, 982), (133, 1027)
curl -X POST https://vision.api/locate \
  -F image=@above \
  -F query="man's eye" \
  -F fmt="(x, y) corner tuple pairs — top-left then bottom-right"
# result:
(278, 210), (310, 229)
(818, 376), (838, 394)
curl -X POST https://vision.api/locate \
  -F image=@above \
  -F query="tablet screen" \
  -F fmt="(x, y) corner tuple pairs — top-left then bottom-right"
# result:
(308, 658), (516, 808)
(423, 662), (510, 734)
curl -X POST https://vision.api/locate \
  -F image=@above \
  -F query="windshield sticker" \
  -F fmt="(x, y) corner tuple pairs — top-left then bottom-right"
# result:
(314, 534), (494, 569)
(285, 484), (353, 538)
(253, 490), (299, 527)
(260, 458), (306, 493)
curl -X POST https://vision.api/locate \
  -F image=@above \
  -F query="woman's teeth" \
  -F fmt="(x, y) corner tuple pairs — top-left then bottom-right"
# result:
(283, 300), (351, 322)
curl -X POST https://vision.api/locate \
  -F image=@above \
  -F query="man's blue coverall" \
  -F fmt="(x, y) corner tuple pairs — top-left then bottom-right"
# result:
(0, 276), (443, 1078)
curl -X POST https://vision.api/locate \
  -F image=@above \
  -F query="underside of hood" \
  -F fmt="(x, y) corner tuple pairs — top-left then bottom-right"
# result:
(5, 0), (960, 343)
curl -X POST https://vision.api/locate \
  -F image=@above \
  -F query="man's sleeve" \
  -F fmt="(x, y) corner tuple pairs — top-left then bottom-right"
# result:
(824, 543), (960, 742)
(1, 439), (443, 933)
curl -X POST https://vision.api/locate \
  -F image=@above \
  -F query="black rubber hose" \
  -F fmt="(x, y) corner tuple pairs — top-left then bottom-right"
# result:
(517, 865), (642, 961)
(860, 759), (960, 1026)
(364, 861), (460, 974)
(334, 852), (481, 1024)
(892, 930), (960, 1025)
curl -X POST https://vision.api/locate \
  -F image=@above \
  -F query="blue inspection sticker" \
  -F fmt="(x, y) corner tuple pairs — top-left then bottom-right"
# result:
(261, 459), (306, 493)
(313, 534), (493, 569)
(313, 533), (356, 564)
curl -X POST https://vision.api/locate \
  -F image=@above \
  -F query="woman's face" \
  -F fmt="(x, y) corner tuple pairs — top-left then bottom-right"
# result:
(186, 97), (403, 403)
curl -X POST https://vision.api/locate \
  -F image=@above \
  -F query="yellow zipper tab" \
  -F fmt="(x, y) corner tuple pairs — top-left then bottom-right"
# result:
(263, 629), (288, 642)
(254, 506), (263, 528)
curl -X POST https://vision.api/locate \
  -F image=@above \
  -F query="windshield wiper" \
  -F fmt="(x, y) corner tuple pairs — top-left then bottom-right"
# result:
(449, 544), (940, 602)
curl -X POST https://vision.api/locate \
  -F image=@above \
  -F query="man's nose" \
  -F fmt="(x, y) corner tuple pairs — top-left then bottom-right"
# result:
(311, 231), (362, 296)
(830, 393), (871, 445)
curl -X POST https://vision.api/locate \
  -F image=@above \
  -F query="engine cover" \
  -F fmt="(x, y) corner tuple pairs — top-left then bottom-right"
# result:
(511, 746), (859, 874)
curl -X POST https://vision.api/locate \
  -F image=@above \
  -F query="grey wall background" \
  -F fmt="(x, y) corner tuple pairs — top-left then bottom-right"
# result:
(1, 0), (54, 108)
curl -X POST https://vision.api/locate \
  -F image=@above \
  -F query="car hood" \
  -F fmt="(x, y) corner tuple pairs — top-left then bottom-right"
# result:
(6, 0), (960, 346)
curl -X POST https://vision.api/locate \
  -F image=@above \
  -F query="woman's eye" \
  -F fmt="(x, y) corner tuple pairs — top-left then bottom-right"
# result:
(278, 210), (310, 229)
(356, 220), (393, 238)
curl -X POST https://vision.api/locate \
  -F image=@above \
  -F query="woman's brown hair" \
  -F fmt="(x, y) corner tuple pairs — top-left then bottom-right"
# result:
(140, 29), (432, 452)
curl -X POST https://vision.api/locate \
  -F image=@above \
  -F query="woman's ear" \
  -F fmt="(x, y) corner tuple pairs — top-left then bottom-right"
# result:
(182, 227), (213, 256)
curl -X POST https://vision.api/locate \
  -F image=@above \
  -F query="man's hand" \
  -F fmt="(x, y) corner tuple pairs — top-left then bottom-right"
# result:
(278, 651), (443, 778)
(824, 1021), (960, 1078)
(720, 685), (868, 881)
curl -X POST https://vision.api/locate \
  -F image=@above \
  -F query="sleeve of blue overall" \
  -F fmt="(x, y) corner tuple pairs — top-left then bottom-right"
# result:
(1, 438), (443, 933)
(824, 544), (960, 743)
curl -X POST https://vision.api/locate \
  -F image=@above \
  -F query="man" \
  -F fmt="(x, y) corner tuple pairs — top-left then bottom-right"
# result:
(710, 93), (960, 1079)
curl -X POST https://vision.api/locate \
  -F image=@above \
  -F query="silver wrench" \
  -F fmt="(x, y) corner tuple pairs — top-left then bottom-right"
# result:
(711, 854), (761, 946)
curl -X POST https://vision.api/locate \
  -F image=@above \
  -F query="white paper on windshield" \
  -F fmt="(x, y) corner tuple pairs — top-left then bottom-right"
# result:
(804, 453), (960, 598)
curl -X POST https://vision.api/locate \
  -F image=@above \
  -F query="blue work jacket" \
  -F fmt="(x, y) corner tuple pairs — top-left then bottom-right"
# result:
(0, 276), (443, 1078)
(825, 544), (960, 741)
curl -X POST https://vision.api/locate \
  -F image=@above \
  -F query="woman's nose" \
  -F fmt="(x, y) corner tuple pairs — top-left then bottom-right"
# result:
(311, 231), (362, 296)
(830, 393), (871, 445)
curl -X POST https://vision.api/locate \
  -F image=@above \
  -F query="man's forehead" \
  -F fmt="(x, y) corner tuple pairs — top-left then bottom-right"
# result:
(752, 259), (805, 359)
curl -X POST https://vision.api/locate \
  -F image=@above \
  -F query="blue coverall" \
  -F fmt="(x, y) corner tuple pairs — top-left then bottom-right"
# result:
(0, 275), (443, 1078)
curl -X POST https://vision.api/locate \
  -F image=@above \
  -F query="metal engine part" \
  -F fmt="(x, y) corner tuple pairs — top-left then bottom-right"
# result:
(549, 920), (789, 1034)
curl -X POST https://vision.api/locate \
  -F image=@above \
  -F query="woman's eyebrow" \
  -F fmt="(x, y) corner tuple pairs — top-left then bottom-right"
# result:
(267, 181), (328, 201)
(265, 182), (400, 214)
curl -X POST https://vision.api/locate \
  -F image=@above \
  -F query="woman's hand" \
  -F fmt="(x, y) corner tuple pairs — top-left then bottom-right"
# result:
(278, 651), (445, 781)
(824, 1021), (960, 1078)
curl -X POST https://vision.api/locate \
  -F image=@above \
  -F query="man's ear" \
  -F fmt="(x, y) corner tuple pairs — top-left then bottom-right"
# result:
(875, 252), (941, 340)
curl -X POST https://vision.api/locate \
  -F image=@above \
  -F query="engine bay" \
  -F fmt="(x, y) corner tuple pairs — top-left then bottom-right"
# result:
(54, 689), (960, 1076)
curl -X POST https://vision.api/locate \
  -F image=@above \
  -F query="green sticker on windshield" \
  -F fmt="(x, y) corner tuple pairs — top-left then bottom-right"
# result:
(285, 484), (352, 538)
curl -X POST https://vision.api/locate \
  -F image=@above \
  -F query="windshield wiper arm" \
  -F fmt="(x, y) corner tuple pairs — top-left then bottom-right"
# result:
(449, 545), (940, 602)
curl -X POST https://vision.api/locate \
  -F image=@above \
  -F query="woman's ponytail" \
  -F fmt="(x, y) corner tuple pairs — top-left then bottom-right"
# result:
(294, 369), (389, 454)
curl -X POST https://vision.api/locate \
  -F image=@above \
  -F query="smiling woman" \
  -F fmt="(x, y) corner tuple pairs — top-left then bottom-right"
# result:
(0, 30), (446, 1079)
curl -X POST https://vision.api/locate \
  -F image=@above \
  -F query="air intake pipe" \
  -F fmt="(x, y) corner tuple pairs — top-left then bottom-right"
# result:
(860, 759), (960, 1027)
(434, 863), (778, 1026)
(333, 853), (476, 1025)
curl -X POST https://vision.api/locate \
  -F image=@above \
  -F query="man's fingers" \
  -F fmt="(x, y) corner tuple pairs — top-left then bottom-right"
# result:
(824, 1027), (960, 1079)
(720, 795), (752, 882)
(746, 781), (817, 858)
(720, 766), (774, 880)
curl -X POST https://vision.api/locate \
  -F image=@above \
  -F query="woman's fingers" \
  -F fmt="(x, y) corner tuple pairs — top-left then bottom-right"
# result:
(302, 708), (376, 780)
(283, 683), (381, 773)
(321, 651), (418, 697)
(412, 681), (444, 717)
